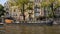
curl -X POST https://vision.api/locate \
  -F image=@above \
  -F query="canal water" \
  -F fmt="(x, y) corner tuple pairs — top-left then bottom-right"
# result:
(0, 24), (60, 34)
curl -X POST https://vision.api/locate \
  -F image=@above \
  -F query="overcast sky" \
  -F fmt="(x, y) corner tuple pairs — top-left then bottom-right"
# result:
(0, 0), (7, 5)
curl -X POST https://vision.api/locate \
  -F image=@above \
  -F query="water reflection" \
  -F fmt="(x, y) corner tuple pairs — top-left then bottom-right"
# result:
(0, 24), (60, 34)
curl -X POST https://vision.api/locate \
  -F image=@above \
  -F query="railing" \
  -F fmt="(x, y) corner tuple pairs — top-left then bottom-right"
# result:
(14, 19), (53, 23)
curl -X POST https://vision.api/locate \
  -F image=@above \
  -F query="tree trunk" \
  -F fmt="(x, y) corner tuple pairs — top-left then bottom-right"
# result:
(22, 4), (25, 20)
(44, 7), (46, 16)
(51, 3), (55, 17)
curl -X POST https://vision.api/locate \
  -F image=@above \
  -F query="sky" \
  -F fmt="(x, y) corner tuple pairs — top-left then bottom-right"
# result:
(0, 0), (7, 5)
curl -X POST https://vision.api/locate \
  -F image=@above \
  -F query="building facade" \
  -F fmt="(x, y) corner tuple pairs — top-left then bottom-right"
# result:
(4, 1), (11, 17)
(4, 0), (50, 21)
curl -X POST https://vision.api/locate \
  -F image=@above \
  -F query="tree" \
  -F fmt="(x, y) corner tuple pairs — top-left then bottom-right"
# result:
(27, 1), (34, 20)
(54, 0), (60, 9)
(49, 0), (56, 18)
(0, 4), (6, 17)
(41, 0), (50, 17)
(17, 0), (29, 20)
(9, 0), (29, 20)
(27, 1), (34, 10)
(41, 0), (50, 7)
(41, 0), (57, 18)
(49, 0), (60, 18)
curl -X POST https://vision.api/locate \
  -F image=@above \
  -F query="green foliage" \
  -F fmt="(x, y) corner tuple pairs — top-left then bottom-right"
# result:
(9, 0), (29, 6)
(0, 4), (4, 10)
(49, 0), (56, 3)
(27, 6), (33, 10)
(9, 0), (60, 18)
(27, 2), (33, 10)
(41, 1), (50, 7)
(17, 0), (29, 4)
(0, 4), (6, 17)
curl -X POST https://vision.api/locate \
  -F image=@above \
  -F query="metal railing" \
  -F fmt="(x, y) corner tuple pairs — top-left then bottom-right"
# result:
(13, 19), (53, 23)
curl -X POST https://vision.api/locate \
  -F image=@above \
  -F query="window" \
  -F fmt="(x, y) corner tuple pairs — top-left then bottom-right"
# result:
(35, 13), (40, 17)
(14, 9), (16, 12)
(16, 14), (17, 16)
(6, 8), (9, 10)
(34, 5), (40, 13)
(35, 0), (38, 3)
(35, 0), (40, 3)
(6, 12), (9, 15)
(40, 0), (42, 2)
